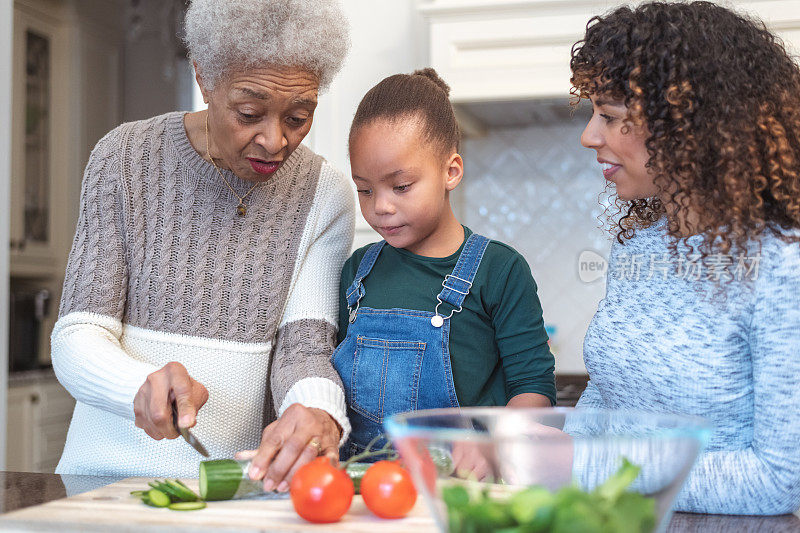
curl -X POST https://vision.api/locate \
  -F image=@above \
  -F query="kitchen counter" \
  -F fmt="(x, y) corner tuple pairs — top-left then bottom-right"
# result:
(0, 471), (123, 514)
(1, 471), (798, 532)
(7, 367), (57, 386)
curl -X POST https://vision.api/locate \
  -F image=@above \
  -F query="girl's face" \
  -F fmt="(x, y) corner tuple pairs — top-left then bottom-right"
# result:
(580, 94), (658, 201)
(349, 119), (463, 255)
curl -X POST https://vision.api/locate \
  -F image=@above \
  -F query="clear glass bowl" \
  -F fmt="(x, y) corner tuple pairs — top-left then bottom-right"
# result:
(385, 407), (711, 533)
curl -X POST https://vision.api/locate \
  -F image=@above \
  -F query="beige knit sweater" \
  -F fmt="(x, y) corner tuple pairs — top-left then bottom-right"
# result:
(51, 111), (354, 477)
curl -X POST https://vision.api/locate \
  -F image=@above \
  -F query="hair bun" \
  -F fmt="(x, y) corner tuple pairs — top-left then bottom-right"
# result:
(413, 67), (451, 96)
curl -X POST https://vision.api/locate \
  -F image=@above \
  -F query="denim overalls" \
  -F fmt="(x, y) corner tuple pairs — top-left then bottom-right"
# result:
(332, 233), (491, 458)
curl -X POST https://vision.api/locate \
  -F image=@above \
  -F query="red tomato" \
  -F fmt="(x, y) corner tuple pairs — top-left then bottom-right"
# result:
(290, 457), (354, 523)
(360, 460), (418, 519)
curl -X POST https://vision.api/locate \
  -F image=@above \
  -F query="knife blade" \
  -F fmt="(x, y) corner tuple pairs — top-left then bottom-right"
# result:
(171, 402), (209, 457)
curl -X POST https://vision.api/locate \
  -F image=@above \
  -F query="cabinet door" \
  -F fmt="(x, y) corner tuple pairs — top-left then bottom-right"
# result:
(39, 378), (75, 471)
(10, 5), (67, 276)
(422, 1), (606, 102)
(39, 379), (75, 425)
(6, 385), (40, 472)
(36, 420), (70, 473)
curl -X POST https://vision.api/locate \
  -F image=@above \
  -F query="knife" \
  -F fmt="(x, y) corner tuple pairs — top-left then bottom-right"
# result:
(171, 401), (209, 457)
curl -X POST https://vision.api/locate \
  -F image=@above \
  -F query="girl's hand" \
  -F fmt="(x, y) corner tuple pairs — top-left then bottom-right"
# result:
(452, 441), (496, 481)
(133, 361), (209, 440)
(496, 420), (574, 489)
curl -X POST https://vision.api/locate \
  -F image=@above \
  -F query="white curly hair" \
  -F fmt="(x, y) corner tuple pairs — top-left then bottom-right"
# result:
(184, 0), (350, 91)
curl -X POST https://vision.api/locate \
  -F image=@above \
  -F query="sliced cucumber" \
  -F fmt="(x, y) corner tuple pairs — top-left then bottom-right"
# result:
(149, 481), (182, 501)
(146, 480), (198, 502)
(168, 501), (207, 511)
(165, 479), (199, 501)
(147, 489), (171, 508)
(174, 479), (194, 492)
(199, 459), (245, 501)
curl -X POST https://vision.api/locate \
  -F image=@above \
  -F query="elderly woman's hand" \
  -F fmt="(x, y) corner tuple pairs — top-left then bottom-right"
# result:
(236, 403), (341, 492)
(133, 362), (209, 440)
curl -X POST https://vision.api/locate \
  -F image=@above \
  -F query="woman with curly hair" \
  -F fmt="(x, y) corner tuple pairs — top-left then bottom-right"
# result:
(51, 0), (353, 488)
(571, 1), (800, 515)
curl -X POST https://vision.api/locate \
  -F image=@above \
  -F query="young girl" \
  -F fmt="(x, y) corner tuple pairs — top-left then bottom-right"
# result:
(332, 68), (556, 458)
(571, 1), (800, 515)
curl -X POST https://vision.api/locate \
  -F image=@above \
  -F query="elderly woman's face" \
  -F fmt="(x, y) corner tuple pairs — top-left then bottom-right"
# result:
(200, 66), (319, 181)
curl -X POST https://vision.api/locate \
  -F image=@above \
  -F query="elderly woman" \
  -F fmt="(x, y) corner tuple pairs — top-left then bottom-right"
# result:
(572, 1), (800, 515)
(51, 0), (353, 491)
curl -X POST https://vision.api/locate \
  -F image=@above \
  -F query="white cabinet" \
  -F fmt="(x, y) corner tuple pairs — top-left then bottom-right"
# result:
(11, 0), (123, 278)
(6, 376), (75, 473)
(8, 0), (124, 367)
(10, 1), (70, 277)
(6, 385), (39, 471)
(419, 0), (800, 103)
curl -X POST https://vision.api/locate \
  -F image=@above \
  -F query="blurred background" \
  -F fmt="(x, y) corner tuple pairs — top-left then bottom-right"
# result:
(0, 0), (797, 472)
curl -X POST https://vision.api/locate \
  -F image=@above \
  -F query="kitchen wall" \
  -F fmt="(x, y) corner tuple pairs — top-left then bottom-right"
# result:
(305, 0), (426, 250)
(456, 106), (612, 373)
(123, 0), (192, 123)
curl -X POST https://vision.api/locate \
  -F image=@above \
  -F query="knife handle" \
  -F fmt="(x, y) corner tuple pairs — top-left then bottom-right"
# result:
(171, 401), (181, 432)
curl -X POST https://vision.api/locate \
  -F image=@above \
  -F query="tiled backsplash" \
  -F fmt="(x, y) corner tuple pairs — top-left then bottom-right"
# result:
(455, 116), (614, 373)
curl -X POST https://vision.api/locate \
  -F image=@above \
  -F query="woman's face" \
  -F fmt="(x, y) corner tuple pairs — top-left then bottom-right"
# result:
(580, 94), (658, 201)
(198, 65), (319, 182)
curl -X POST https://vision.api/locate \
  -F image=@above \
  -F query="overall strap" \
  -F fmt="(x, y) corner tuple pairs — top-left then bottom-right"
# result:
(345, 241), (386, 309)
(437, 233), (491, 310)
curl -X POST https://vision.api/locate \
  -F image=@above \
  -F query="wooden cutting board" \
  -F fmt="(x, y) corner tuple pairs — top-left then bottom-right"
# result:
(0, 477), (441, 532)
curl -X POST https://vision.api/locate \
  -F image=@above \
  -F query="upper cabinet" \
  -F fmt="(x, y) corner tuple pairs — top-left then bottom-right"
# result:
(418, 0), (800, 103)
(10, 3), (67, 276)
(11, 0), (124, 278)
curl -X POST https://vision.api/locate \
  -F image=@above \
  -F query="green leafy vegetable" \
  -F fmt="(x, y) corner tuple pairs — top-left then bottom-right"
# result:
(441, 458), (656, 533)
(596, 458), (641, 502)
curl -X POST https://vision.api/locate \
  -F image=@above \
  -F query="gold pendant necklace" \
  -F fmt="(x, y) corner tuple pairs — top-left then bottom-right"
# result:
(205, 113), (260, 216)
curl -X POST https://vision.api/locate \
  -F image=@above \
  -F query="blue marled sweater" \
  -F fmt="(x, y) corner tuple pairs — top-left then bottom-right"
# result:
(579, 218), (800, 515)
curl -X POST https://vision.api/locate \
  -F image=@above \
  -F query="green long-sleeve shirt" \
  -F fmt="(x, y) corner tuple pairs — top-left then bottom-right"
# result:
(337, 226), (556, 406)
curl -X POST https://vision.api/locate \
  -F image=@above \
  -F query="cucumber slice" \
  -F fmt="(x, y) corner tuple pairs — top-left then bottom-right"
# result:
(199, 459), (245, 501)
(147, 489), (171, 508)
(174, 479), (194, 492)
(151, 481), (183, 501)
(130, 490), (148, 498)
(168, 501), (207, 511)
(165, 479), (199, 502)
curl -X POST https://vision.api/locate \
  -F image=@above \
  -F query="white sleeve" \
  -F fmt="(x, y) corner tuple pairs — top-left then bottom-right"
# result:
(52, 128), (157, 420)
(51, 312), (157, 420)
